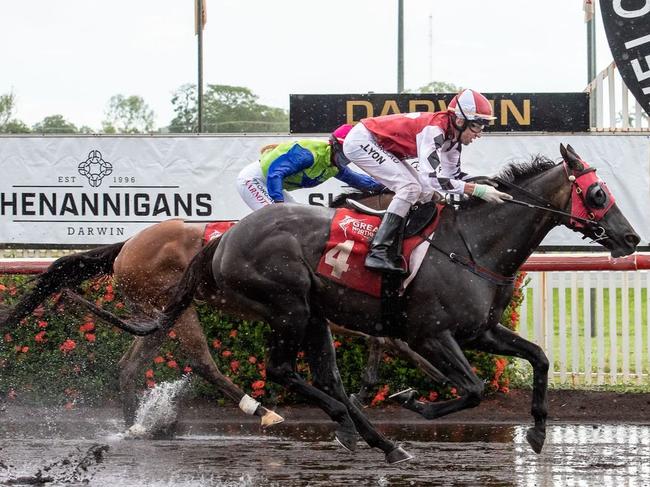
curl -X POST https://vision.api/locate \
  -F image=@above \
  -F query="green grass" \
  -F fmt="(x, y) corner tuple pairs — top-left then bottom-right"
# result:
(519, 284), (649, 385)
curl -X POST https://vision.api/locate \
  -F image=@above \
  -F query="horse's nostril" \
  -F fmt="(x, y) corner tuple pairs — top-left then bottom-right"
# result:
(625, 233), (641, 247)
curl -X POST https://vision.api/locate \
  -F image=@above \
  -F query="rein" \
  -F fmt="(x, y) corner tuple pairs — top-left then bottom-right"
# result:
(495, 178), (597, 227)
(419, 163), (611, 286)
(495, 172), (608, 242)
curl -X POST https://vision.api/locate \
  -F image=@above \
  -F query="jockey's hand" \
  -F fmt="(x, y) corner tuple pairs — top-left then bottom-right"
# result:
(465, 175), (497, 187)
(472, 184), (513, 204)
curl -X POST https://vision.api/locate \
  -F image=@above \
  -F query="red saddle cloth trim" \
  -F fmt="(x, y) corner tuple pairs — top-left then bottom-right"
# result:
(203, 221), (237, 245)
(316, 207), (443, 297)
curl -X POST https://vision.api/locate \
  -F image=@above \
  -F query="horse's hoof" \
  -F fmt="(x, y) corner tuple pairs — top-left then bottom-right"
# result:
(389, 388), (418, 406)
(526, 427), (546, 454)
(349, 393), (365, 410)
(385, 446), (413, 464)
(334, 428), (357, 452)
(260, 410), (284, 428)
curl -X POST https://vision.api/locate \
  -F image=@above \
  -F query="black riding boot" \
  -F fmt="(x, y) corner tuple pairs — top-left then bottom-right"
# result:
(365, 212), (407, 275)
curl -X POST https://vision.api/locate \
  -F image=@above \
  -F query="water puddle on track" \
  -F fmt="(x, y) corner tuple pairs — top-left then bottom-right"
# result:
(1, 401), (650, 485)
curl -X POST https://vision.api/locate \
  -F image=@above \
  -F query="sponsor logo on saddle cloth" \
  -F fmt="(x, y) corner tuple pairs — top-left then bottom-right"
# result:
(317, 208), (441, 297)
(203, 221), (237, 244)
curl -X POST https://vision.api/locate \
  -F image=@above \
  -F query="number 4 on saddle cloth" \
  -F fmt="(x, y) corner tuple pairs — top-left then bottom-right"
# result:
(317, 202), (444, 297)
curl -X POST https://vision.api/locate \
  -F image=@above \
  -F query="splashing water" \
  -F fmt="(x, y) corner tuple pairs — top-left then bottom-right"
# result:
(126, 376), (190, 439)
(1, 444), (109, 485)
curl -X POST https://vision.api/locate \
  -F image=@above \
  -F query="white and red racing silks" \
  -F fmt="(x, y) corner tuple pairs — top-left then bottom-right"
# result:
(361, 112), (466, 195)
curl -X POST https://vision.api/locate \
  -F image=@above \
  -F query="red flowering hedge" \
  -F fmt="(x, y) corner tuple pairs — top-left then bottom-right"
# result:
(0, 272), (527, 408)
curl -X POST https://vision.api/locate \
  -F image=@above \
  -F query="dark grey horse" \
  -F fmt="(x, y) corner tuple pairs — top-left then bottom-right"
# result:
(125, 144), (639, 463)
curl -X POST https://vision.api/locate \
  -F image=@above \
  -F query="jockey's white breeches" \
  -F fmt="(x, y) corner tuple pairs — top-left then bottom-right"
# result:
(342, 123), (431, 217)
(235, 162), (295, 211)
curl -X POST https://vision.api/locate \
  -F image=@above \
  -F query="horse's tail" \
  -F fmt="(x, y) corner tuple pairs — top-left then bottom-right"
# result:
(0, 241), (125, 329)
(153, 235), (220, 332)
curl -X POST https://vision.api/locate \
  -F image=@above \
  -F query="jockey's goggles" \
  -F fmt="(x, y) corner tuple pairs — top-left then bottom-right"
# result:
(467, 120), (487, 133)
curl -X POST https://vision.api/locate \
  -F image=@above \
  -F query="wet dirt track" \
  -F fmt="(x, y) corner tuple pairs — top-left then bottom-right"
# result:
(1, 406), (650, 486)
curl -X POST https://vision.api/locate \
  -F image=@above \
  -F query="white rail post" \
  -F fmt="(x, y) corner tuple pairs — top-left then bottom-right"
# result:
(571, 273), (579, 384)
(607, 64), (616, 128)
(558, 273), (567, 384)
(608, 273), (618, 384)
(583, 273), (592, 385)
(622, 273), (630, 382)
(596, 272), (605, 384)
(634, 272), (643, 385)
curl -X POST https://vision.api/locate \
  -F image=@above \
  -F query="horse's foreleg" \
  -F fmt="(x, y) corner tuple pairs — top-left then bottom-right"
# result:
(465, 323), (549, 454)
(399, 330), (485, 419)
(175, 307), (283, 428)
(305, 318), (412, 465)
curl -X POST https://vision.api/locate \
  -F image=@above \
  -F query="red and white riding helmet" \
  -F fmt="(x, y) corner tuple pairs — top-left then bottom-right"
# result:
(447, 89), (496, 125)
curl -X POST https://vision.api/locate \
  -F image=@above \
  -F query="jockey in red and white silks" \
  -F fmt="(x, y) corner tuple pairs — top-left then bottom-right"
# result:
(342, 88), (512, 274)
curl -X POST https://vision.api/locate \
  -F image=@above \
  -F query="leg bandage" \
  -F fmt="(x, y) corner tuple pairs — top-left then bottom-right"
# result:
(238, 394), (260, 415)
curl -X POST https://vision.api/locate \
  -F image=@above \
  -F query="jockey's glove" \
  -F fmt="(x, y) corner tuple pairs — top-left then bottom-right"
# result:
(472, 184), (513, 204)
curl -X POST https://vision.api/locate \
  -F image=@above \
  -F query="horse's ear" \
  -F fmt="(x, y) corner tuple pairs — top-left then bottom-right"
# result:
(566, 144), (580, 159)
(560, 143), (584, 170)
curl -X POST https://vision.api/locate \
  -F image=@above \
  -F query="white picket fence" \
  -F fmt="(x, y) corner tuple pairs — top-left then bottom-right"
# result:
(587, 61), (650, 130)
(519, 270), (650, 385)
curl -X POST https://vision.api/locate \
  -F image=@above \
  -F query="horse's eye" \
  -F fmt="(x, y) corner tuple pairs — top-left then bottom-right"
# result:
(586, 183), (608, 209)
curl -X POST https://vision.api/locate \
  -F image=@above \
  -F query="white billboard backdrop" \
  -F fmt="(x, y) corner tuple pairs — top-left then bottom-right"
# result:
(0, 134), (648, 247)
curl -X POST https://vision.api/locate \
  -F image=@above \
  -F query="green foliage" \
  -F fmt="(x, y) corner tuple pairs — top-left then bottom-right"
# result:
(32, 114), (78, 134)
(168, 83), (289, 133)
(102, 94), (155, 134)
(0, 273), (528, 409)
(0, 92), (30, 133)
(410, 80), (460, 94)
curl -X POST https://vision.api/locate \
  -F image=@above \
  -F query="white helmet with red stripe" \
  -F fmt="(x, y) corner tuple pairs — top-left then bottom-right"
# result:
(448, 89), (495, 125)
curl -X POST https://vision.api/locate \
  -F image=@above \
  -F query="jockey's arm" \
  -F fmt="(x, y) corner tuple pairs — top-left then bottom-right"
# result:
(335, 166), (384, 192)
(266, 144), (314, 202)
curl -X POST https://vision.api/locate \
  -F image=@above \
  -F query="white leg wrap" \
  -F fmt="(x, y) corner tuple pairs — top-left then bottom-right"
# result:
(238, 394), (260, 415)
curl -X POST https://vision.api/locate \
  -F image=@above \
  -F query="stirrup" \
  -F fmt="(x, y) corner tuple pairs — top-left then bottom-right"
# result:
(365, 256), (406, 275)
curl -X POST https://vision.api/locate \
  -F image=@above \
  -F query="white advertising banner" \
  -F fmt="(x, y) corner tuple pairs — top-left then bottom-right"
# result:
(0, 133), (648, 247)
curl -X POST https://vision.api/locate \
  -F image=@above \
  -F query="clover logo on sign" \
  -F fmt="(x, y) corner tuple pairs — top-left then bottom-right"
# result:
(78, 150), (113, 187)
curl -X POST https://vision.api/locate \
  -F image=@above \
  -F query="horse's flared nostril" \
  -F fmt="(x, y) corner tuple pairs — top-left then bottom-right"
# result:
(625, 233), (641, 247)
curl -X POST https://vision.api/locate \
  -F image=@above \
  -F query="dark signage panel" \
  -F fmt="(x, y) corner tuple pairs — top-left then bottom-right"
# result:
(600, 0), (650, 117)
(290, 93), (589, 133)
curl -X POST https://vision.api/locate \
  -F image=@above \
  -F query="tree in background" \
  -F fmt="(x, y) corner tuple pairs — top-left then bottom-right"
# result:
(0, 92), (30, 133)
(102, 94), (155, 134)
(168, 83), (288, 133)
(32, 115), (77, 134)
(410, 80), (460, 93)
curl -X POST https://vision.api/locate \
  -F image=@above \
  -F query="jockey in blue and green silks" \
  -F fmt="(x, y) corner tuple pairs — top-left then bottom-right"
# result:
(236, 125), (384, 210)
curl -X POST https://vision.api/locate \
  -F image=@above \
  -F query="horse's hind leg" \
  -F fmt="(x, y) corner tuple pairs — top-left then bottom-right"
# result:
(305, 318), (412, 464)
(263, 311), (368, 456)
(118, 330), (168, 426)
(352, 336), (386, 406)
(175, 307), (283, 427)
(465, 323), (549, 454)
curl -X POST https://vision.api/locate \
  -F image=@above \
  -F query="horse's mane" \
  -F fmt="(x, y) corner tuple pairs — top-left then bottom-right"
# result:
(494, 155), (558, 183)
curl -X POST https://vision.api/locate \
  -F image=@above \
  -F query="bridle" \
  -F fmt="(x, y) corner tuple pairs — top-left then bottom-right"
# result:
(494, 161), (615, 243)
